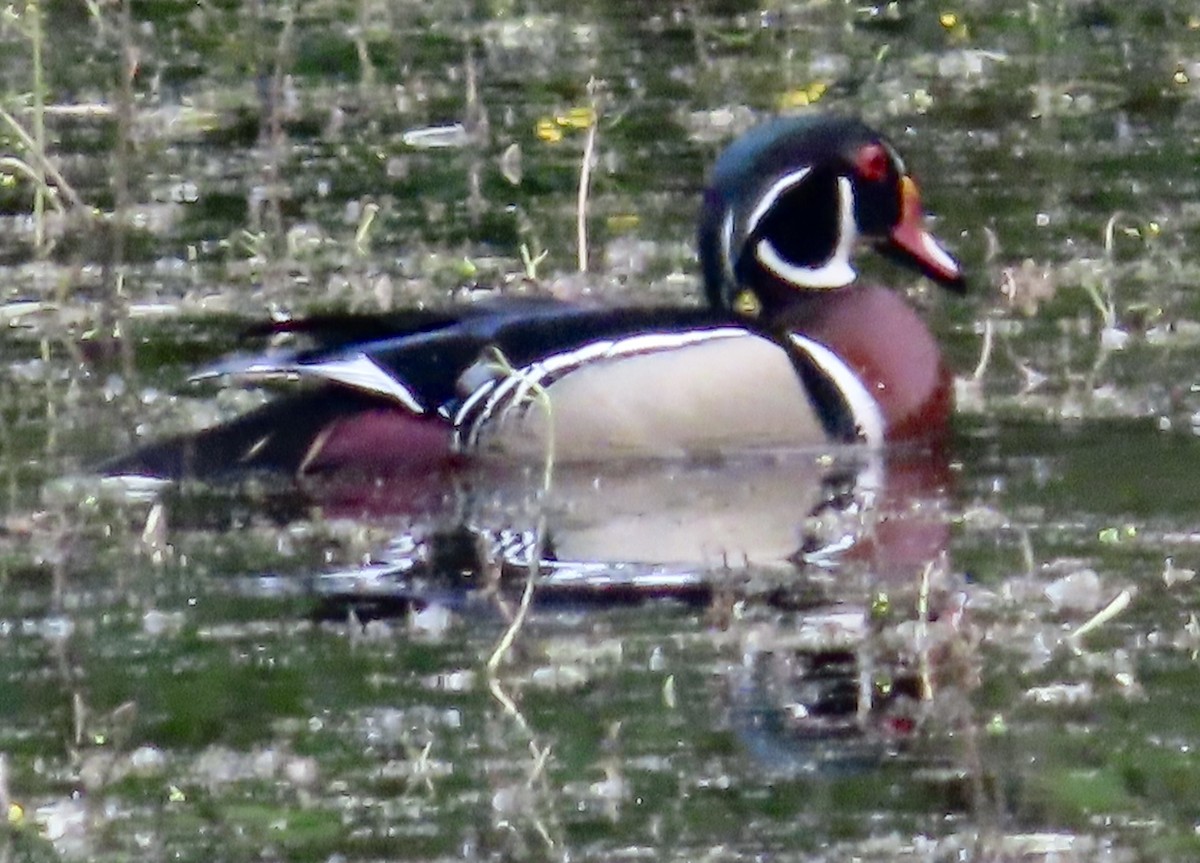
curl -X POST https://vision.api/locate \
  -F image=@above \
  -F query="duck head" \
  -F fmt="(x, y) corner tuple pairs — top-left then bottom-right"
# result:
(698, 115), (965, 318)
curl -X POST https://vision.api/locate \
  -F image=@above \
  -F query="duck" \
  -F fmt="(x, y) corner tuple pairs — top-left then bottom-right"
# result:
(103, 114), (964, 483)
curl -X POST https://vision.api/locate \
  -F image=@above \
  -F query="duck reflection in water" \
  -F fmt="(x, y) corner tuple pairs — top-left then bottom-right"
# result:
(301, 444), (963, 776)
(307, 445), (954, 611)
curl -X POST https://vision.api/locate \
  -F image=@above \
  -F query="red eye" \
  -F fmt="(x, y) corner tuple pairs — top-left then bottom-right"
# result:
(854, 143), (890, 182)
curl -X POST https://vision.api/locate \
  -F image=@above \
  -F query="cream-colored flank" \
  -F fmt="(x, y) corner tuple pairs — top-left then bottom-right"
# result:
(471, 334), (826, 461)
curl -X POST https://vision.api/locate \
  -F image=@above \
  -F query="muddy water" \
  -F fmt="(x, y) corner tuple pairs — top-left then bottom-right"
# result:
(3, 1), (1200, 860)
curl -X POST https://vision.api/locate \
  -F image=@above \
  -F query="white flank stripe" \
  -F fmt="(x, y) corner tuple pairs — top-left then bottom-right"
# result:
(453, 380), (495, 425)
(463, 372), (528, 447)
(787, 333), (885, 447)
(603, 329), (745, 356)
(508, 328), (748, 396)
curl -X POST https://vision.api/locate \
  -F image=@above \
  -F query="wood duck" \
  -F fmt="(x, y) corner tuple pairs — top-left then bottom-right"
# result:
(104, 114), (964, 481)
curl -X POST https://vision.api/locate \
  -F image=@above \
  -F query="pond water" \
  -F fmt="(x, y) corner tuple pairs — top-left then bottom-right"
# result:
(3, 1), (1200, 860)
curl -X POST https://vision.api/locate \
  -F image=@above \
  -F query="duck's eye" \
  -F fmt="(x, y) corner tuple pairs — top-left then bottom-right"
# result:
(853, 143), (890, 183)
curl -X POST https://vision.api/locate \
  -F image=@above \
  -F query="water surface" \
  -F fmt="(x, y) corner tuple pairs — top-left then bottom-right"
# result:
(3, 1), (1200, 860)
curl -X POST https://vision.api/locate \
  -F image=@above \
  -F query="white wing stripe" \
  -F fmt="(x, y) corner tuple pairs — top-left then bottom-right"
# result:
(297, 355), (425, 413)
(196, 353), (425, 414)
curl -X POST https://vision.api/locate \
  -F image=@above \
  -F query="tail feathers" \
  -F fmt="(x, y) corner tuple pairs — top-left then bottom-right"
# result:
(99, 388), (403, 481)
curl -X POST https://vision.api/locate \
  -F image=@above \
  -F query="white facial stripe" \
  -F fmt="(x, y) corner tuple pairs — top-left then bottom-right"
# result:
(755, 175), (857, 290)
(787, 332), (885, 447)
(720, 208), (736, 283)
(756, 240), (855, 290)
(745, 166), (812, 236)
